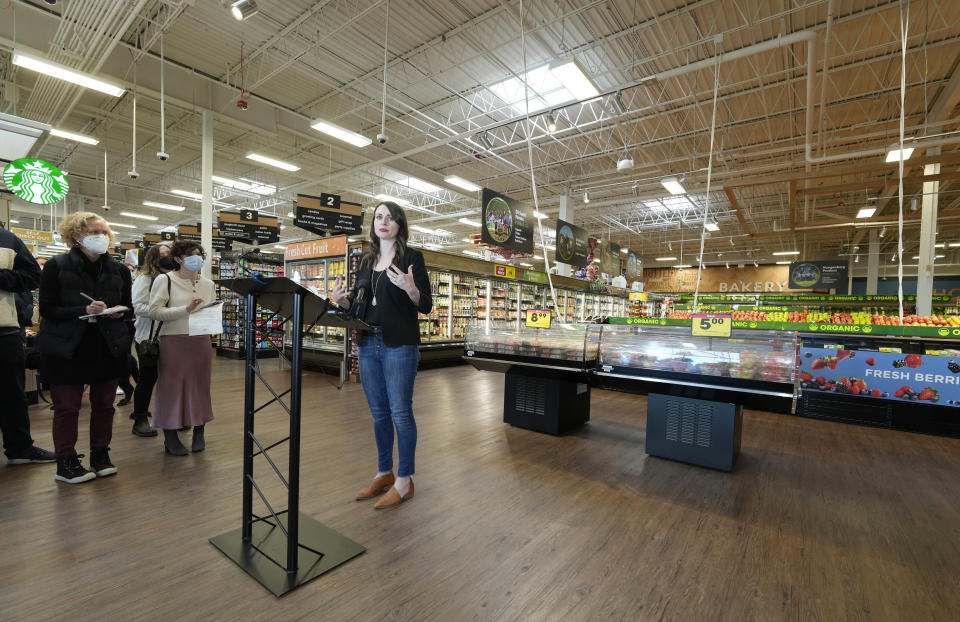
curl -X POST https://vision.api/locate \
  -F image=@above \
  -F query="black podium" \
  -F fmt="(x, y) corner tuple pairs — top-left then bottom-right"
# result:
(210, 277), (369, 596)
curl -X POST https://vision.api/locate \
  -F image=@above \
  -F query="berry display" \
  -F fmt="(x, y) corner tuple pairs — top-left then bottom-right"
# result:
(949, 360), (960, 373)
(893, 359), (906, 368)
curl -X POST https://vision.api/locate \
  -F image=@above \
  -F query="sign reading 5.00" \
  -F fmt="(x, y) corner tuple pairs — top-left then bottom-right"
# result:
(692, 312), (732, 338)
(525, 309), (552, 329)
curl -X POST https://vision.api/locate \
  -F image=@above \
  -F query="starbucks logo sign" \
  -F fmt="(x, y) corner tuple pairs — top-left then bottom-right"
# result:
(3, 158), (70, 205)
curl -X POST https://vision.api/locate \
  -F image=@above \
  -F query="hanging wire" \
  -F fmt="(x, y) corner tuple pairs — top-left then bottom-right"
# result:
(692, 37), (722, 310)
(519, 0), (563, 320)
(897, 0), (909, 322)
(381, 0), (389, 137)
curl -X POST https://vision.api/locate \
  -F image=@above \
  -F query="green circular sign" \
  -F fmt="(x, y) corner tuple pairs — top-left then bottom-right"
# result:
(3, 158), (70, 205)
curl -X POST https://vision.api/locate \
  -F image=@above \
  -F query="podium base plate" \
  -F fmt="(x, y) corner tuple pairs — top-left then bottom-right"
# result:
(210, 513), (365, 597)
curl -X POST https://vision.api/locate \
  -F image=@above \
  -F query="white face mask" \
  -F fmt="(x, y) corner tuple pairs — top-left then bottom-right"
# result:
(81, 233), (109, 255)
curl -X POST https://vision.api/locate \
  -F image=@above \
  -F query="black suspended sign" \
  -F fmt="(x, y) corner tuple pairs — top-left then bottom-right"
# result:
(554, 218), (589, 267)
(788, 261), (848, 290)
(480, 187), (533, 254)
(295, 193), (363, 236)
(177, 224), (232, 251)
(160, 231), (176, 241)
(599, 239), (621, 276)
(217, 211), (280, 244)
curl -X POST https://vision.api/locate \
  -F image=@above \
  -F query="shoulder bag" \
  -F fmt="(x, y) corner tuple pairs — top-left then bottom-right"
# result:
(136, 274), (171, 368)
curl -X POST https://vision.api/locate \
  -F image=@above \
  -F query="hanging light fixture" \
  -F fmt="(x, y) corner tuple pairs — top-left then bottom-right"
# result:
(583, 191), (589, 204)
(231, 0), (259, 21)
(547, 113), (557, 133)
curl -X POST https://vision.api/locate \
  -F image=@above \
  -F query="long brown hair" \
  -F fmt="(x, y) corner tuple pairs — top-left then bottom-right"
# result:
(140, 242), (171, 278)
(363, 201), (409, 268)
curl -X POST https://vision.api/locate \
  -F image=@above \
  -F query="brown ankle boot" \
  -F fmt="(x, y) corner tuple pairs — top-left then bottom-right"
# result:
(375, 479), (414, 509)
(355, 472), (395, 500)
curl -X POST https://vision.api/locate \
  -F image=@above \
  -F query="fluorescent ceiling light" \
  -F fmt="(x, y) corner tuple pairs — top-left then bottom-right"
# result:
(445, 175), (481, 192)
(519, 262), (533, 267)
(655, 256), (678, 261)
(309, 119), (371, 148)
(772, 251), (800, 256)
(120, 211), (158, 221)
(775, 261), (792, 265)
(0, 112), (49, 160)
(661, 178), (686, 195)
(458, 217), (480, 227)
(237, 178), (275, 195)
(9, 219), (19, 224)
(106, 222), (137, 229)
(375, 193), (412, 207)
(12, 50), (125, 97)
(856, 207), (876, 218)
(424, 243), (442, 250)
(549, 59), (600, 101)
(212, 175), (251, 191)
(410, 224), (436, 235)
(245, 152), (300, 172)
(913, 255), (945, 259)
(171, 189), (202, 200)
(704, 222), (719, 232)
(949, 243), (960, 248)
(143, 200), (185, 212)
(49, 128), (99, 145)
(404, 177), (441, 193)
(274, 245), (286, 250)
(885, 146), (915, 163)
(934, 243), (945, 248)
(620, 248), (628, 254)
(673, 264), (692, 269)
(533, 210), (548, 219)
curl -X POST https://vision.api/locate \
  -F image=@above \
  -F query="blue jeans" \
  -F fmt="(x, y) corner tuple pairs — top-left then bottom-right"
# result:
(358, 329), (420, 478)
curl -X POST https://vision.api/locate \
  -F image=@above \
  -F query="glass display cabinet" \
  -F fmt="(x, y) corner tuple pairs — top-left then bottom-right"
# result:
(464, 320), (599, 371)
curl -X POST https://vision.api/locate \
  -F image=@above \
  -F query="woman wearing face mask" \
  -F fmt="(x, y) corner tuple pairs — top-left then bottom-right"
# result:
(37, 212), (133, 484)
(331, 201), (432, 509)
(148, 240), (216, 455)
(128, 242), (174, 437)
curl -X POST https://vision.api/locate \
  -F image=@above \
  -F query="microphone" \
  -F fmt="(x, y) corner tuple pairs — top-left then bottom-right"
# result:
(352, 275), (371, 319)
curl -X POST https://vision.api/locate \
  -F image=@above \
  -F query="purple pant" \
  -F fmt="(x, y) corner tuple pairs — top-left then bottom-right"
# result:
(50, 381), (118, 458)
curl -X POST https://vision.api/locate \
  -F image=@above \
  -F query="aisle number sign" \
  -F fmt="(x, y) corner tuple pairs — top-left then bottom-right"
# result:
(525, 309), (552, 329)
(692, 312), (732, 338)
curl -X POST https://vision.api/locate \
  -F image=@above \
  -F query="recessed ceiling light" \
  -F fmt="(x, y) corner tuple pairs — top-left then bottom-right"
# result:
(245, 152), (300, 172)
(49, 128), (99, 145)
(309, 118), (371, 147)
(444, 175), (481, 192)
(12, 50), (124, 97)
(549, 59), (600, 100)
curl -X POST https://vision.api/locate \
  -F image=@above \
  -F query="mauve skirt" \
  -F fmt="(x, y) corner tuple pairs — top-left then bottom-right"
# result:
(152, 334), (214, 429)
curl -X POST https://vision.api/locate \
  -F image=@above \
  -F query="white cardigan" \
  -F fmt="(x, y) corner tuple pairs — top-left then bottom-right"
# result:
(131, 273), (157, 343)
(148, 271), (216, 336)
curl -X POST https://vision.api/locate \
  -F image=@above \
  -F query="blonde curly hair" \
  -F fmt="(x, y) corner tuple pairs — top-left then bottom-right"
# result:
(58, 211), (115, 247)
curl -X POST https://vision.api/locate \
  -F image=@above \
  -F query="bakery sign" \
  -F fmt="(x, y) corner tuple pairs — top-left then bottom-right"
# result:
(642, 265), (820, 293)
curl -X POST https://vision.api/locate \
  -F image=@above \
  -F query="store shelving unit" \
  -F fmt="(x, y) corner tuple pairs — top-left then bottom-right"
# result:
(217, 251), (285, 358)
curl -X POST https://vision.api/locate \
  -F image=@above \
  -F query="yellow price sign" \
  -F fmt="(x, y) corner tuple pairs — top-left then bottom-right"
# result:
(525, 309), (552, 329)
(628, 292), (648, 301)
(691, 313), (732, 338)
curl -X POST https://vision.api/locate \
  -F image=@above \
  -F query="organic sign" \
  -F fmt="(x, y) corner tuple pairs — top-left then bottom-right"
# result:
(295, 193), (363, 236)
(217, 211), (280, 244)
(789, 261), (848, 289)
(554, 218), (588, 267)
(3, 158), (70, 204)
(481, 188), (532, 254)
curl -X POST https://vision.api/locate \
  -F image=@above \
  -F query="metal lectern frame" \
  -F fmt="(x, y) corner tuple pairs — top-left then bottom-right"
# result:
(210, 277), (368, 597)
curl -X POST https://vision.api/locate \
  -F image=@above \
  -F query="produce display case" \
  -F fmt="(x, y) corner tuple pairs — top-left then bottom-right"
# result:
(463, 320), (599, 372)
(594, 325), (798, 402)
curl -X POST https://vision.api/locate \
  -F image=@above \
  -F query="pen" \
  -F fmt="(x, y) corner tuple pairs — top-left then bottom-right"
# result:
(80, 293), (96, 302)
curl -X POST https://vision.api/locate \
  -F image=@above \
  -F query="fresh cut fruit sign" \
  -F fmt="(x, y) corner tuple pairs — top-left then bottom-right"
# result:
(799, 347), (960, 405)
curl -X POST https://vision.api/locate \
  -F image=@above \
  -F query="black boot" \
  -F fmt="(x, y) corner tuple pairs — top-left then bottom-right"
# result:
(163, 430), (188, 456)
(191, 425), (205, 453)
(54, 454), (96, 484)
(131, 414), (158, 437)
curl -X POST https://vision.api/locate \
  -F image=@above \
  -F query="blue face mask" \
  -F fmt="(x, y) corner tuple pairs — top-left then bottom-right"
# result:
(182, 255), (204, 271)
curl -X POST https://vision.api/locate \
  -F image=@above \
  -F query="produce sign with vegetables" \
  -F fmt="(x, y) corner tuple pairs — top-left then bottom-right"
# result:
(799, 347), (960, 406)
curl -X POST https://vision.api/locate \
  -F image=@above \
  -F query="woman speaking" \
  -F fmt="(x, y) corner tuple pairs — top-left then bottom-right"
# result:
(332, 201), (432, 509)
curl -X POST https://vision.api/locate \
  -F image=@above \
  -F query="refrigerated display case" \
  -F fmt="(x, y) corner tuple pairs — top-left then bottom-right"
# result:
(217, 251), (284, 358)
(286, 253), (347, 351)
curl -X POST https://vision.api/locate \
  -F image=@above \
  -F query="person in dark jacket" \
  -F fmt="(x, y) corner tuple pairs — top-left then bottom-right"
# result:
(37, 212), (132, 484)
(0, 225), (55, 465)
(332, 201), (432, 509)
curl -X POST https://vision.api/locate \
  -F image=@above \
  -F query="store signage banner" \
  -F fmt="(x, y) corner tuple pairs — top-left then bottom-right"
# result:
(10, 227), (53, 244)
(295, 193), (363, 236)
(283, 236), (347, 261)
(789, 261), (848, 289)
(598, 239), (621, 276)
(3, 158), (69, 204)
(523, 269), (548, 284)
(625, 249), (640, 282)
(494, 264), (516, 279)
(217, 211), (280, 244)
(481, 188), (532, 254)
(554, 219), (588, 267)
(177, 224), (232, 251)
(799, 347), (960, 406)
(642, 264), (814, 293)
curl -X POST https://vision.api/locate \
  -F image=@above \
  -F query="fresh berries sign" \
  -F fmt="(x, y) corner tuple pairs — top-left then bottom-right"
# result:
(799, 347), (959, 405)
(3, 158), (70, 205)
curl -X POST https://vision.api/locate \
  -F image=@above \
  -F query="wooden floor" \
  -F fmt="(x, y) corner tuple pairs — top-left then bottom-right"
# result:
(2, 358), (960, 621)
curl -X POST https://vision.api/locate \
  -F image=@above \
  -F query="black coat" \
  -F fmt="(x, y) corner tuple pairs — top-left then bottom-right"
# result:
(37, 248), (133, 385)
(0, 228), (41, 334)
(351, 247), (432, 346)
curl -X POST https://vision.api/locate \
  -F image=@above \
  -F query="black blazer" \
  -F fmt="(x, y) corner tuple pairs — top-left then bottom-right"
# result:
(352, 247), (432, 346)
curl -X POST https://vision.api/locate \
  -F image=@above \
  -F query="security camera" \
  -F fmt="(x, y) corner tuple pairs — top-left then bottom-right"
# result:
(128, 170), (139, 179)
(376, 133), (388, 145)
(156, 151), (169, 161)
(102, 204), (111, 212)
(42, 0), (58, 4)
